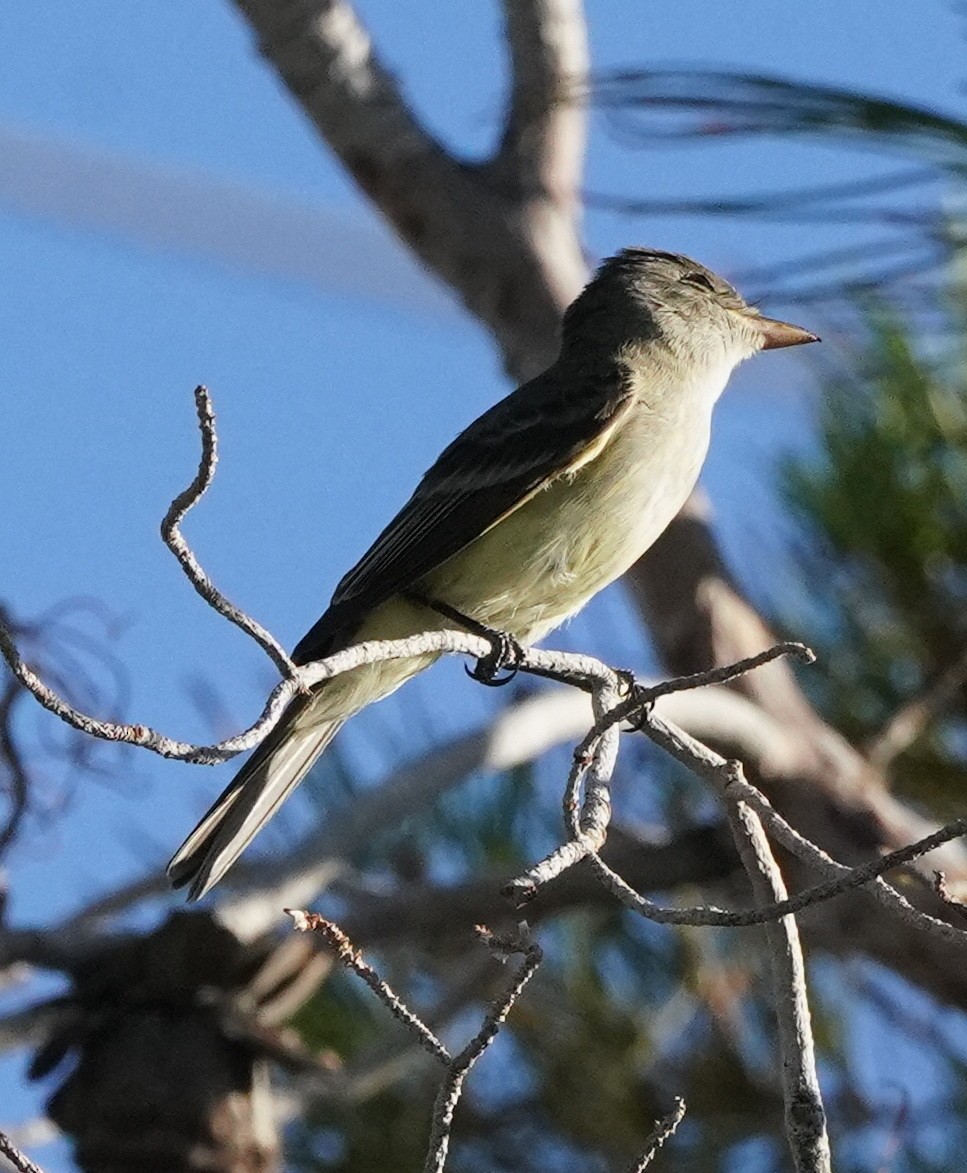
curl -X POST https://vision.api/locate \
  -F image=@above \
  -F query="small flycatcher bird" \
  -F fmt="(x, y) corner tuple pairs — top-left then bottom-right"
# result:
(168, 248), (817, 900)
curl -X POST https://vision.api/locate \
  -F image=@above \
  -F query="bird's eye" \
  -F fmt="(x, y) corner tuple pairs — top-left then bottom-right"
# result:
(682, 271), (716, 292)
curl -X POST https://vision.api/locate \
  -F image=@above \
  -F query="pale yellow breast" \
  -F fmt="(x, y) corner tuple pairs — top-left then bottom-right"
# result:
(308, 372), (719, 725)
(426, 390), (713, 642)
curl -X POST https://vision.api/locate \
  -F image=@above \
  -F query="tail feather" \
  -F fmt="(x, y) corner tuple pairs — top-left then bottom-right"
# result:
(167, 698), (344, 901)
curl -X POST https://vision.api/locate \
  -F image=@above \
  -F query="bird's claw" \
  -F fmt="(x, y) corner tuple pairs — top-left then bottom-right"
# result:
(466, 628), (524, 687)
(626, 685), (655, 730)
(614, 669), (652, 729)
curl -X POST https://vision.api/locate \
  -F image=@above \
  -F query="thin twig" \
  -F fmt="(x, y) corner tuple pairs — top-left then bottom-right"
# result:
(160, 385), (298, 681)
(640, 710), (967, 946)
(583, 808), (967, 930)
(0, 620), (483, 764)
(287, 910), (450, 1064)
(503, 675), (621, 903)
(627, 1097), (686, 1172)
(587, 641), (814, 744)
(423, 925), (542, 1173)
(288, 911), (542, 1173)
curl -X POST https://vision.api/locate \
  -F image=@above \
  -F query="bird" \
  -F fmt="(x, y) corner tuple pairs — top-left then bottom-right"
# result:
(168, 247), (817, 900)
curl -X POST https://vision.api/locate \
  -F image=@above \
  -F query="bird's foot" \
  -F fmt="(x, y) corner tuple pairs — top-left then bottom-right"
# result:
(466, 626), (524, 687)
(401, 589), (523, 687)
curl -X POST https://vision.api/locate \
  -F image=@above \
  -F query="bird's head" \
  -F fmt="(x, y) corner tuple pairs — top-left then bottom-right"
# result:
(562, 248), (818, 373)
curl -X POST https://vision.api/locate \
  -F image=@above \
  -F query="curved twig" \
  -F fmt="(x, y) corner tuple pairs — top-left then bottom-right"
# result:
(160, 385), (297, 680)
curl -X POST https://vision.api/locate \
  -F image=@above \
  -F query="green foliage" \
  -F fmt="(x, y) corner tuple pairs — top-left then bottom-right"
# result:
(783, 292), (967, 812)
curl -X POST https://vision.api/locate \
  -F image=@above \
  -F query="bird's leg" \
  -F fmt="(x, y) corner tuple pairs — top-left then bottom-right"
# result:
(402, 589), (523, 686)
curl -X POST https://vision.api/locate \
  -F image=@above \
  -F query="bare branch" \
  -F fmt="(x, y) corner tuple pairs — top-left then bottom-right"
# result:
(423, 925), (542, 1173)
(865, 647), (967, 769)
(0, 615), (493, 763)
(228, 0), (585, 379)
(721, 767), (967, 947)
(726, 802), (830, 1171)
(594, 641), (815, 739)
(287, 910), (450, 1064)
(627, 1097), (686, 1173)
(504, 674), (620, 902)
(0, 1130), (45, 1173)
(640, 709), (967, 946)
(289, 912), (543, 1173)
(497, 0), (589, 208)
(161, 385), (297, 679)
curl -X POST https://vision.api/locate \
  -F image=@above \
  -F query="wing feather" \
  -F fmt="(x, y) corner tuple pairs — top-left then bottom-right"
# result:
(292, 359), (634, 664)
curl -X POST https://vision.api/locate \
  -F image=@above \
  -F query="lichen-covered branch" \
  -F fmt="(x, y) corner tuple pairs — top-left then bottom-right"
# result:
(161, 385), (297, 679)
(727, 802), (830, 1171)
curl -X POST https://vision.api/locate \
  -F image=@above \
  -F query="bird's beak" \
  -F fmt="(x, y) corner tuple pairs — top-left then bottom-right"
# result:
(755, 315), (820, 350)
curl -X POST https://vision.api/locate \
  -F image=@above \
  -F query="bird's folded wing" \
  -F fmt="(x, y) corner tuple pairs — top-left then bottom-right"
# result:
(291, 360), (634, 665)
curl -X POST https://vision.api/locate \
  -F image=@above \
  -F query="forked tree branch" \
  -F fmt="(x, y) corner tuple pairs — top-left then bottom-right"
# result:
(228, 0), (587, 379)
(289, 913), (544, 1173)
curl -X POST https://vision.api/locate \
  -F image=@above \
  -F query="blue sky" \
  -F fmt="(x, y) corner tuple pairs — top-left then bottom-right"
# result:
(1, 0), (966, 1164)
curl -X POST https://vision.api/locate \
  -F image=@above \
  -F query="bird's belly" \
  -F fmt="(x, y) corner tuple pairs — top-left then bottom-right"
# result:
(425, 413), (710, 642)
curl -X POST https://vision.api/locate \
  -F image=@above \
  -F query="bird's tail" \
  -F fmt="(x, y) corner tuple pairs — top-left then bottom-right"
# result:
(167, 696), (345, 902)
